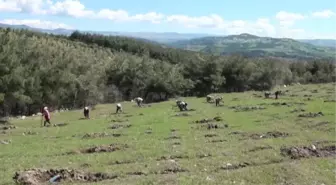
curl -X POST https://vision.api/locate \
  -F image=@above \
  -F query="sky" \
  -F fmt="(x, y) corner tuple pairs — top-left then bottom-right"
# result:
(0, 0), (335, 39)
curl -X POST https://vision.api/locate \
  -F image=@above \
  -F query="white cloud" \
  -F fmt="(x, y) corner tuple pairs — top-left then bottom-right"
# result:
(275, 11), (305, 27)
(0, 0), (334, 39)
(311, 10), (336, 18)
(0, 19), (73, 30)
(48, 0), (95, 18)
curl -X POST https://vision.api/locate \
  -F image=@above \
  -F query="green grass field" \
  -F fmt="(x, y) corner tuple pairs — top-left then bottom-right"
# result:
(1, 83), (335, 185)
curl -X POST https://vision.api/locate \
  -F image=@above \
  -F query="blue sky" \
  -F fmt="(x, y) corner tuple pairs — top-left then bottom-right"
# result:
(0, 0), (335, 39)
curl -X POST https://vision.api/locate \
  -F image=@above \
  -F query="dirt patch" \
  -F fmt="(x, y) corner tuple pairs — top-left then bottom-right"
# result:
(80, 163), (91, 168)
(46, 123), (68, 127)
(205, 134), (218, 138)
(290, 108), (305, 113)
(197, 153), (212, 158)
(193, 116), (222, 124)
(208, 139), (226, 143)
(324, 99), (336, 102)
(81, 132), (122, 139)
(172, 142), (181, 145)
(165, 136), (181, 140)
(145, 129), (152, 134)
(111, 119), (128, 123)
(109, 160), (134, 165)
(155, 167), (188, 174)
(221, 162), (251, 170)
(247, 146), (273, 152)
(229, 105), (266, 112)
(229, 131), (243, 135)
(13, 168), (117, 185)
(238, 131), (290, 140)
(175, 113), (191, 117)
(126, 171), (147, 176)
(298, 112), (324, 118)
(68, 143), (128, 154)
(1, 125), (16, 130)
(201, 123), (228, 130)
(110, 124), (132, 129)
(23, 131), (38, 136)
(158, 155), (189, 161)
(250, 131), (290, 139)
(219, 159), (284, 171)
(280, 145), (336, 159)
(1, 139), (11, 144)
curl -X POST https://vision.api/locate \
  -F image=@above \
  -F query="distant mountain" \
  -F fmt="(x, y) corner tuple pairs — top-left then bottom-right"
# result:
(298, 39), (336, 48)
(0, 23), (209, 43)
(168, 33), (335, 60)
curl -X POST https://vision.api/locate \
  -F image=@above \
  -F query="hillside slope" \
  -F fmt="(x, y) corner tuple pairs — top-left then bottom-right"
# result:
(0, 28), (334, 117)
(168, 33), (335, 60)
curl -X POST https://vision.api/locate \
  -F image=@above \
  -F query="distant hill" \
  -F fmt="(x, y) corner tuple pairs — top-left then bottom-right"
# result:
(298, 39), (336, 48)
(0, 23), (208, 43)
(168, 33), (335, 60)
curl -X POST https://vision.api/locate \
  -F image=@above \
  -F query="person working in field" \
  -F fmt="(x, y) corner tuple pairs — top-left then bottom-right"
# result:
(215, 97), (223, 106)
(42, 107), (51, 126)
(176, 100), (188, 111)
(133, 97), (143, 107)
(116, 103), (122, 113)
(83, 106), (90, 119)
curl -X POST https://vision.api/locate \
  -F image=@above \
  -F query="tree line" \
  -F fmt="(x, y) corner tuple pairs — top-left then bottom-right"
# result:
(0, 28), (335, 116)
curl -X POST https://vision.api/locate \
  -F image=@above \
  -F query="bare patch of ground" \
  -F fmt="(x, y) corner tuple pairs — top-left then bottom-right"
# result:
(1, 125), (16, 130)
(280, 145), (336, 159)
(238, 131), (290, 140)
(1, 139), (11, 144)
(157, 155), (189, 161)
(207, 139), (227, 143)
(13, 168), (117, 185)
(80, 132), (122, 139)
(204, 133), (218, 138)
(219, 159), (284, 171)
(154, 167), (188, 174)
(201, 123), (228, 130)
(46, 123), (68, 127)
(22, 131), (38, 136)
(111, 119), (128, 123)
(175, 113), (191, 117)
(109, 160), (135, 165)
(68, 143), (128, 154)
(110, 124), (132, 129)
(324, 99), (336, 102)
(290, 108), (305, 113)
(126, 171), (147, 176)
(197, 153), (212, 158)
(229, 105), (266, 112)
(298, 112), (324, 118)
(165, 136), (181, 140)
(246, 146), (273, 153)
(193, 116), (222, 124)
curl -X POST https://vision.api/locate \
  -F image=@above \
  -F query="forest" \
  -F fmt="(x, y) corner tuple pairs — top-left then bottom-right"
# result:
(0, 28), (335, 116)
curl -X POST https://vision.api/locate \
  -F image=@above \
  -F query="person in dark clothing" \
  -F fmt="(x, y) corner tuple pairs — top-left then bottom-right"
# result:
(83, 106), (90, 119)
(116, 103), (122, 113)
(274, 91), (281, 99)
(42, 107), (51, 126)
(215, 97), (223, 106)
(134, 97), (143, 107)
(176, 100), (188, 111)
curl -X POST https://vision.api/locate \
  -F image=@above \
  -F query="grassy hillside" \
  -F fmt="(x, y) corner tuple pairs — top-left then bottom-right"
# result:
(0, 28), (335, 117)
(169, 33), (336, 60)
(1, 83), (335, 185)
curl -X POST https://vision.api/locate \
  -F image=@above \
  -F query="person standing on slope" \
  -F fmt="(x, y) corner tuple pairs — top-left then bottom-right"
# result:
(42, 106), (52, 126)
(83, 106), (90, 119)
